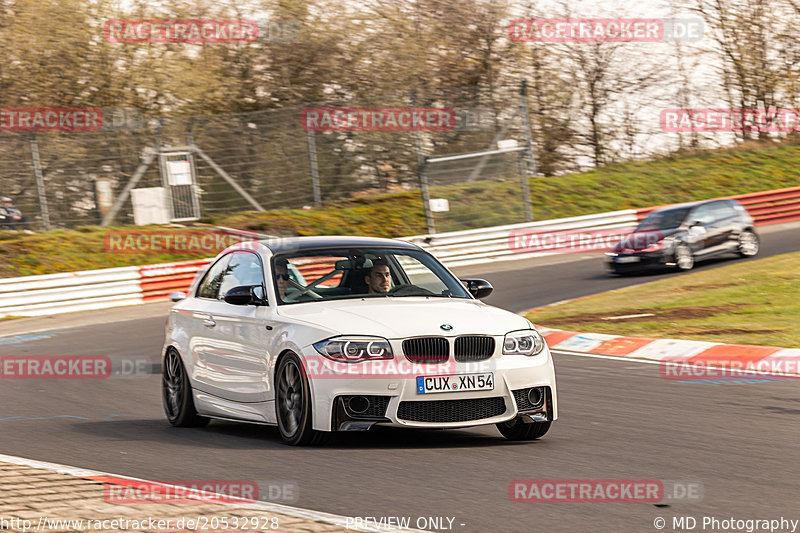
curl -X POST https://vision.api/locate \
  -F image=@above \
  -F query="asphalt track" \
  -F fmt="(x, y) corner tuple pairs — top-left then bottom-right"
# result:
(1, 224), (800, 532)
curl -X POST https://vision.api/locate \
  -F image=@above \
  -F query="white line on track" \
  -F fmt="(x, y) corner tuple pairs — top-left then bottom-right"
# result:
(550, 349), (665, 366)
(552, 349), (800, 379)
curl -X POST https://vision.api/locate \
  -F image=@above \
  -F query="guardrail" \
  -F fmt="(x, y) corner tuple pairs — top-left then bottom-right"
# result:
(0, 257), (362, 318)
(1, 186), (798, 319)
(0, 266), (143, 318)
(405, 209), (639, 268)
(634, 185), (800, 224)
(411, 186), (800, 267)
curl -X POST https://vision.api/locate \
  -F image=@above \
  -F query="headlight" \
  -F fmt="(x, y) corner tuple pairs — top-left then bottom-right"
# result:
(313, 336), (394, 362)
(503, 329), (545, 356)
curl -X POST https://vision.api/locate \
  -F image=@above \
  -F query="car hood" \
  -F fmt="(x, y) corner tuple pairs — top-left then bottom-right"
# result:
(613, 228), (681, 252)
(276, 297), (531, 339)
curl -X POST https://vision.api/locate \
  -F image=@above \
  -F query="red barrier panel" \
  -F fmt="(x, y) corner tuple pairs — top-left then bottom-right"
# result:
(133, 186), (800, 303)
(635, 186), (800, 225)
(293, 257), (343, 286)
(136, 256), (349, 302)
(139, 258), (213, 302)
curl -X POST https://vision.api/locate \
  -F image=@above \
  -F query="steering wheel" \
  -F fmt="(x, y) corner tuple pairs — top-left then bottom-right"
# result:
(387, 284), (436, 296)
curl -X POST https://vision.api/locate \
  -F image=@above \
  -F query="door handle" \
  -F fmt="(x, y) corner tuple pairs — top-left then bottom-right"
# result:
(203, 318), (216, 328)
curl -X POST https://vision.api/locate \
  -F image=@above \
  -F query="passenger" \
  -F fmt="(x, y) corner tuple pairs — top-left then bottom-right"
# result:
(364, 259), (392, 294)
(274, 258), (290, 300)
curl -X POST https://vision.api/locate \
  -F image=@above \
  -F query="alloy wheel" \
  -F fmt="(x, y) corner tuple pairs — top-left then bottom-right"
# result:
(278, 359), (304, 437)
(163, 350), (184, 420)
(675, 244), (694, 270)
(739, 232), (759, 256)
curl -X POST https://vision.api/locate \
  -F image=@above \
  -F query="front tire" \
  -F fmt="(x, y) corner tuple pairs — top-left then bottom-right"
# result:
(275, 353), (329, 446)
(738, 230), (759, 258)
(497, 417), (551, 441)
(674, 243), (694, 271)
(162, 349), (209, 427)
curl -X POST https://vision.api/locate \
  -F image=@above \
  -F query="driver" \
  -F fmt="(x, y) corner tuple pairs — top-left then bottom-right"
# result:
(274, 257), (290, 300)
(365, 259), (392, 294)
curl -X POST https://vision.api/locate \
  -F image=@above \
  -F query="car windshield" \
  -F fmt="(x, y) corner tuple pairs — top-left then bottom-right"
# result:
(272, 247), (471, 304)
(635, 207), (691, 231)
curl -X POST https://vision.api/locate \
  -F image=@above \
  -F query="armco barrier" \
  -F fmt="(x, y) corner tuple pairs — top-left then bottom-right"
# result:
(0, 266), (142, 318)
(411, 186), (800, 267)
(1, 186), (798, 319)
(405, 209), (640, 268)
(635, 185), (800, 225)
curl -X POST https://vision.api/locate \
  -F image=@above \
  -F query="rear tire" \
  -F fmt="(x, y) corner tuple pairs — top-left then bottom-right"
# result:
(738, 230), (759, 258)
(162, 349), (209, 428)
(275, 353), (329, 446)
(497, 417), (551, 441)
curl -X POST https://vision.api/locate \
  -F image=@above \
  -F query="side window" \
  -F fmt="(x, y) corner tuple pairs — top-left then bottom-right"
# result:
(395, 255), (449, 294)
(716, 200), (738, 220)
(218, 252), (265, 300)
(196, 255), (231, 299)
(690, 204), (715, 226)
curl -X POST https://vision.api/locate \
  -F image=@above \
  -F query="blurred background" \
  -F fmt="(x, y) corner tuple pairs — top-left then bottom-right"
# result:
(0, 0), (798, 232)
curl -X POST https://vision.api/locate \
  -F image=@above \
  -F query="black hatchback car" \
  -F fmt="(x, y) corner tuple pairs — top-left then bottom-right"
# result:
(606, 199), (759, 274)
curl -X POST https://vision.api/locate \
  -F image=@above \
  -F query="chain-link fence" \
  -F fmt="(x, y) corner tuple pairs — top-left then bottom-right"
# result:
(0, 82), (538, 234)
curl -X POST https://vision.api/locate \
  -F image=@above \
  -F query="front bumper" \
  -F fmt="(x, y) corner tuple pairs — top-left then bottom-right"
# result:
(301, 344), (558, 432)
(606, 250), (674, 273)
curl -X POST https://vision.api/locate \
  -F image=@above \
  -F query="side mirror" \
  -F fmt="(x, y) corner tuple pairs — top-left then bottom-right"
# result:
(689, 219), (702, 228)
(461, 278), (493, 299)
(169, 291), (186, 302)
(224, 285), (267, 306)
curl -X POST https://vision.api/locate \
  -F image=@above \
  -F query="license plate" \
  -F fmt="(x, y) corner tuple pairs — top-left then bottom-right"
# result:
(614, 256), (640, 263)
(416, 373), (494, 394)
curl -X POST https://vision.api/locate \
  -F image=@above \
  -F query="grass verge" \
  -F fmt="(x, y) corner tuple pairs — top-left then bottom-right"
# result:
(525, 252), (800, 348)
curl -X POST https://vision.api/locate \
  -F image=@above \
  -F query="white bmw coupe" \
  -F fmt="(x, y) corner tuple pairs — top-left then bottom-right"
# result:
(162, 236), (557, 445)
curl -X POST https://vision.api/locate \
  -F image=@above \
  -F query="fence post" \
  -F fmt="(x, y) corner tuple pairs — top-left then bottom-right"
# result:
(29, 133), (51, 231)
(518, 79), (537, 222)
(411, 90), (435, 234)
(306, 130), (322, 206)
(416, 154), (435, 235)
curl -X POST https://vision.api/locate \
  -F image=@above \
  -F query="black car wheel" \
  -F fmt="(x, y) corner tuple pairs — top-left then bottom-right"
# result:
(738, 230), (759, 257)
(162, 349), (209, 427)
(275, 352), (329, 446)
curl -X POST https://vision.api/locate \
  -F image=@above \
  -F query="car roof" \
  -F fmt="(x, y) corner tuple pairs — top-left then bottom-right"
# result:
(257, 235), (422, 254)
(650, 198), (735, 214)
